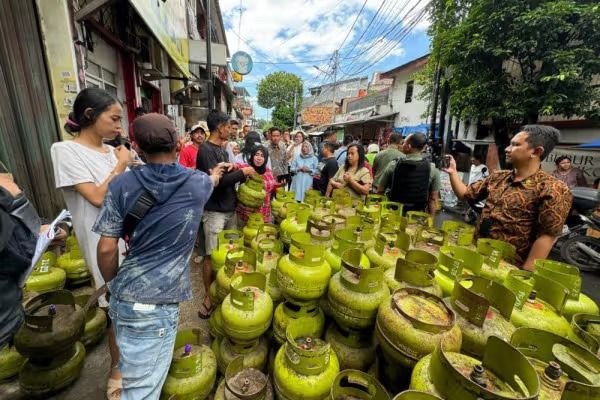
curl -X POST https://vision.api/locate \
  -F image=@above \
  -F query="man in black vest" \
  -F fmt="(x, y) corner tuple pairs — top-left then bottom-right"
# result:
(377, 132), (442, 218)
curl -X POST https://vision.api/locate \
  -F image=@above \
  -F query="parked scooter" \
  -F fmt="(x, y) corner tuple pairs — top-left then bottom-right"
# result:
(553, 187), (600, 272)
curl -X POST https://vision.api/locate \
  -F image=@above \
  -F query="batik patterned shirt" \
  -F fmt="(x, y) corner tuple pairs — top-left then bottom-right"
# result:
(464, 169), (572, 265)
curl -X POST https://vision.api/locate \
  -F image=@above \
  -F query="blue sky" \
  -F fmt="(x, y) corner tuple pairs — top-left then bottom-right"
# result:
(220, 0), (432, 121)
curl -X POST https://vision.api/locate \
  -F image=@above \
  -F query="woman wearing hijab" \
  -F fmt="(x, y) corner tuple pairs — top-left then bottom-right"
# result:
(234, 131), (272, 169)
(225, 141), (240, 163)
(235, 145), (278, 223)
(290, 141), (318, 202)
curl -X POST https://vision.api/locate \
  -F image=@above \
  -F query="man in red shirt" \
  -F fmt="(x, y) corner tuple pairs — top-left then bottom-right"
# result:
(179, 122), (207, 169)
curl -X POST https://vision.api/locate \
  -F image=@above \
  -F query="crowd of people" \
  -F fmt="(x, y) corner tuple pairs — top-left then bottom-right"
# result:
(1, 87), (592, 399)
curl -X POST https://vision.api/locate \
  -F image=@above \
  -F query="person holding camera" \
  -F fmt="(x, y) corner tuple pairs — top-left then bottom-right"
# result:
(443, 125), (572, 270)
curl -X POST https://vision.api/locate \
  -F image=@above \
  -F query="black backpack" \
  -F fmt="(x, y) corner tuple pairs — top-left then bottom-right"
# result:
(388, 158), (431, 209)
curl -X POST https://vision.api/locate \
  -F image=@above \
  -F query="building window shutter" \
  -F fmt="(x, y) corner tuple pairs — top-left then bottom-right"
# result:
(405, 80), (414, 103)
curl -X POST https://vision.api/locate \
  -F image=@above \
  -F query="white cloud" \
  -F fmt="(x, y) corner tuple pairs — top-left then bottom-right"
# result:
(221, 0), (431, 100)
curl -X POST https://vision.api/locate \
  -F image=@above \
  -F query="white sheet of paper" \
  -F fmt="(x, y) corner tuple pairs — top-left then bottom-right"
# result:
(19, 209), (71, 287)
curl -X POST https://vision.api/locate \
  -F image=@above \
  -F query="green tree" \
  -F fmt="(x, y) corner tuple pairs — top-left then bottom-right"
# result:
(257, 72), (303, 129)
(428, 0), (600, 163)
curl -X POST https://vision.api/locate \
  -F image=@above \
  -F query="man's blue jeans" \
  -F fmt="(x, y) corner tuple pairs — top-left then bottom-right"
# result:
(109, 298), (179, 400)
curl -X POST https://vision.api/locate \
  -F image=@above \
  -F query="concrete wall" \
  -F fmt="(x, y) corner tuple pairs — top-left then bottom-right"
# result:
(388, 68), (429, 128)
(36, 0), (79, 140)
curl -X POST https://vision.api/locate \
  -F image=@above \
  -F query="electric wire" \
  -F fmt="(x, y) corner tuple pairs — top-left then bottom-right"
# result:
(337, 0), (370, 50)
(340, 4), (429, 78)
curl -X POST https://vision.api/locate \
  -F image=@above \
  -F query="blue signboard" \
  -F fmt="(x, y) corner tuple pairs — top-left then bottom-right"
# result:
(231, 51), (253, 75)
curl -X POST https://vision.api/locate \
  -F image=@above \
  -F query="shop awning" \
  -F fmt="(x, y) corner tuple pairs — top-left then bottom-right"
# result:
(310, 111), (397, 132)
(393, 123), (431, 137)
(577, 138), (600, 149)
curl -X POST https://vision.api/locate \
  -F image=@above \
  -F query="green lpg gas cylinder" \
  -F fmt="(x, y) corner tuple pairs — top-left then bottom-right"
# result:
(273, 301), (325, 345)
(307, 218), (336, 248)
(266, 269), (283, 305)
(330, 369), (390, 400)
(275, 200), (299, 225)
(280, 203), (312, 245)
(215, 247), (257, 304)
(256, 238), (283, 275)
(435, 245), (483, 297)
(380, 201), (404, 220)
(511, 327), (600, 400)
(161, 328), (217, 400)
(325, 323), (376, 372)
(66, 233), (79, 251)
(446, 276), (516, 357)
(214, 356), (274, 400)
(569, 313), (600, 356)
(324, 227), (374, 274)
(328, 249), (390, 331)
(322, 214), (348, 232)
(277, 232), (331, 303)
(251, 224), (280, 251)
(305, 189), (323, 205)
(0, 344), (26, 382)
(221, 273), (273, 344)
(272, 189), (296, 221)
(209, 305), (226, 340)
(208, 281), (219, 306)
(384, 249), (441, 296)
(216, 335), (269, 374)
(311, 198), (336, 221)
(477, 239), (518, 283)
(14, 290), (85, 362)
(19, 341), (86, 398)
(405, 211), (432, 238)
(57, 247), (90, 285)
(211, 230), (244, 273)
(505, 270), (571, 337)
(243, 213), (265, 246)
(393, 391), (442, 400)
(441, 220), (475, 247)
(367, 231), (411, 270)
(238, 175), (266, 209)
(375, 288), (462, 369)
(412, 227), (447, 254)
(25, 252), (66, 293)
(410, 336), (540, 400)
(379, 213), (408, 236)
(74, 294), (107, 347)
(534, 259), (599, 321)
(273, 320), (340, 400)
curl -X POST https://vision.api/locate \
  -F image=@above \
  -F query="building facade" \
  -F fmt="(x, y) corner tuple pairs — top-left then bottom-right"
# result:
(0, 0), (233, 217)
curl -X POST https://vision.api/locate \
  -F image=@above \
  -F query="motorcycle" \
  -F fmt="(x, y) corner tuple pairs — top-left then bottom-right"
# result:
(553, 187), (600, 272)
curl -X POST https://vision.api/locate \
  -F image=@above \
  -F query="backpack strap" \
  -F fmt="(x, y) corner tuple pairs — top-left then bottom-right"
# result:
(336, 149), (347, 161)
(122, 190), (155, 246)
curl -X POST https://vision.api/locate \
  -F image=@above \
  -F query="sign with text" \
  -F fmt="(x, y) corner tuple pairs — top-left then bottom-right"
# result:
(542, 147), (600, 185)
(129, 0), (190, 77)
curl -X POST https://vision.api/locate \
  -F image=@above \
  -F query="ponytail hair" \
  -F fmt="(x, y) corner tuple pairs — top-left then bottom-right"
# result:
(64, 87), (118, 134)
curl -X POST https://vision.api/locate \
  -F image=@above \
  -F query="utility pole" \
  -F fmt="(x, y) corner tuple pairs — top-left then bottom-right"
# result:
(330, 49), (339, 123)
(206, 0), (214, 111)
(292, 91), (298, 130)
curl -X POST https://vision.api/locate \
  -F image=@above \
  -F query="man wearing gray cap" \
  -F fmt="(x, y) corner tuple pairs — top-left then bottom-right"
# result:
(93, 113), (223, 399)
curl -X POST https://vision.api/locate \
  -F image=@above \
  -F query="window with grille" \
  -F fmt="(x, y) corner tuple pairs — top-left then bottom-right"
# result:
(405, 80), (414, 103)
(85, 60), (118, 96)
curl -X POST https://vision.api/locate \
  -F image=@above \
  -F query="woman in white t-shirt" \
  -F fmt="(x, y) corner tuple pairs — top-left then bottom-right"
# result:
(50, 87), (133, 398)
